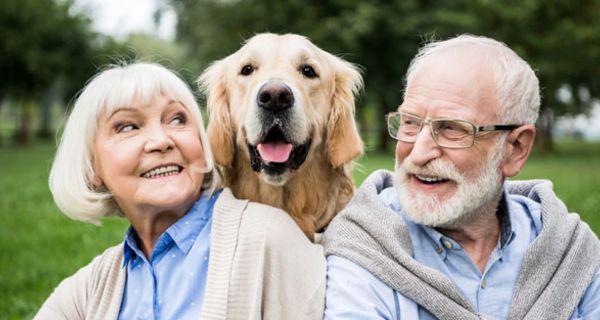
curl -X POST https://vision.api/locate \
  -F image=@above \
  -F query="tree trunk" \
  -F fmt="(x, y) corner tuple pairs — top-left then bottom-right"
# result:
(14, 100), (34, 145)
(37, 91), (54, 139)
(376, 97), (391, 152)
(0, 95), (4, 147)
(535, 108), (554, 154)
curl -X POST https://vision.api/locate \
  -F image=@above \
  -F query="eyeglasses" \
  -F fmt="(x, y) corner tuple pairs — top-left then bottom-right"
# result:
(386, 111), (520, 149)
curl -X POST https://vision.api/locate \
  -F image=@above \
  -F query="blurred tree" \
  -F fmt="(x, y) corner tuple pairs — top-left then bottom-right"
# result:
(0, 0), (95, 144)
(122, 33), (189, 81)
(464, 0), (600, 152)
(167, 0), (600, 152)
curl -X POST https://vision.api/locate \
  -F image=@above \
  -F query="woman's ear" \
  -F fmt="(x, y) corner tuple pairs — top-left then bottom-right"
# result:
(91, 175), (104, 188)
(90, 156), (105, 189)
(198, 60), (235, 167)
(326, 56), (364, 167)
(501, 124), (536, 177)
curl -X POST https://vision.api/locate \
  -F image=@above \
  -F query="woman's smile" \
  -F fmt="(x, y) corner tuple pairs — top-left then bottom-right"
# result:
(93, 94), (206, 218)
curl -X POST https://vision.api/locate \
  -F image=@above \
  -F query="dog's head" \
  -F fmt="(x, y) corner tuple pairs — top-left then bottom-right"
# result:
(200, 33), (363, 186)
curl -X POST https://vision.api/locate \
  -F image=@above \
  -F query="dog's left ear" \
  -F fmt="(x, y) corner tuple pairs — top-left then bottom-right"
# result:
(326, 57), (364, 167)
(198, 60), (235, 167)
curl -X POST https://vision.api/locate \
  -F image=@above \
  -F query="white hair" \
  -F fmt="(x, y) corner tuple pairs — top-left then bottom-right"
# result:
(404, 34), (540, 124)
(395, 137), (505, 229)
(49, 62), (222, 224)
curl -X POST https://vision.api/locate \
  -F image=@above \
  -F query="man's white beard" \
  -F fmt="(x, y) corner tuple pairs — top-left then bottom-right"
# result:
(394, 142), (505, 229)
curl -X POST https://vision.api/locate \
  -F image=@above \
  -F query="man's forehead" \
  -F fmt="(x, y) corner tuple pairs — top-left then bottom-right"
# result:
(404, 48), (500, 121)
(415, 47), (494, 80)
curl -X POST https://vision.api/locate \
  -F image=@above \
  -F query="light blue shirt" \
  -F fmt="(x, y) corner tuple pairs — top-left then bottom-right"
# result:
(324, 186), (600, 319)
(118, 190), (221, 320)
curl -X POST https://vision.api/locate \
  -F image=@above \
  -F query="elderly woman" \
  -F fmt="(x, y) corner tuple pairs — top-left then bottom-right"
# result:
(35, 62), (325, 319)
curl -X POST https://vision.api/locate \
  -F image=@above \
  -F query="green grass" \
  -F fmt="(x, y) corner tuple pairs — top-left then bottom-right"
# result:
(0, 144), (129, 319)
(0, 141), (599, 319)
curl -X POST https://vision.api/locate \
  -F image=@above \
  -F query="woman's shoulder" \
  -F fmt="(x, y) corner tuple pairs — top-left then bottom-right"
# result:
(216, 188), (319, 247)
(69, 244), (124, 290)
(244, 201), (323, 258)
(34, 244), (125, 319)
(216, 188), (290, 222)
(91, 244), (124, 272)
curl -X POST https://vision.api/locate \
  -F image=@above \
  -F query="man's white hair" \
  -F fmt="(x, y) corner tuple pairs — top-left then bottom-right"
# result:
(404, 34), (540, 124)
(49, 62), (221, 224)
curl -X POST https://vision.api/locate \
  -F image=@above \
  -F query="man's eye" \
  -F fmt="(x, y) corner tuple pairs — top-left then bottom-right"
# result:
(441, 122), (468, 133)
(402, 119), (420, 127)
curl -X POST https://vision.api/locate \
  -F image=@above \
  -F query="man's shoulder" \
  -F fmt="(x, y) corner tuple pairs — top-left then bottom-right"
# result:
(327, 255), (391, 288)
(359, 169), (395, 190)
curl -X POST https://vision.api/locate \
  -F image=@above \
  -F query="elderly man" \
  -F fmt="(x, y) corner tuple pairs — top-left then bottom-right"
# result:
(323, 35), (600, 319)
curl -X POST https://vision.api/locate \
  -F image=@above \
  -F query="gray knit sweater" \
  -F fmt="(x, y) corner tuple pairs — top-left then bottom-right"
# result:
(324, 170), (600, 320)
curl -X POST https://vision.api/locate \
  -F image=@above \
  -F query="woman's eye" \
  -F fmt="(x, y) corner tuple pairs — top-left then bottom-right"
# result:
(170, 114), (186, 125)
(115, 123), (137, 133)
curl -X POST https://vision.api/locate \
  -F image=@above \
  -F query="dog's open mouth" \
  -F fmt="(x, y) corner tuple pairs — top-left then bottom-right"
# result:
(248, 126), (311, 176)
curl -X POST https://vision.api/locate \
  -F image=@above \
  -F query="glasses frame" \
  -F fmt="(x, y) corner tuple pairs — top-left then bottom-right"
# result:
(386, 111), (521, 149)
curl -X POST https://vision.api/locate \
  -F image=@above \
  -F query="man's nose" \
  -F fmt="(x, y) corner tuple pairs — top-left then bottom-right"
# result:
(144, 124), (174, 153)
(408, 124), (442, 166)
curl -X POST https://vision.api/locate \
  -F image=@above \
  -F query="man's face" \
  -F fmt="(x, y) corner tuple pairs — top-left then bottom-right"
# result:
(394, 47), (507, 229)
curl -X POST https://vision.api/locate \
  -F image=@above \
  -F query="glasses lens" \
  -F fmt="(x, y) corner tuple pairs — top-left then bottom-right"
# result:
(387, 114), (400, 139)
(388, 113), (422, 141)
(432, 119), (475, 148)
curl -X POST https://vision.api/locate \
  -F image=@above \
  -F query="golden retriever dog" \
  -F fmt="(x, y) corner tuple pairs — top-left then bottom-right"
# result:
(199, 33), (363, 240)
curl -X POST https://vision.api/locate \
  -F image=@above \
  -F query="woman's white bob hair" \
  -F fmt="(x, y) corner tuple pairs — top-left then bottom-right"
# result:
(49, 62), (221, 224)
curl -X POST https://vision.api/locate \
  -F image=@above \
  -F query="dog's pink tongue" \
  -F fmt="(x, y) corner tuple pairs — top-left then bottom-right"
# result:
(257, 142), (293, 163)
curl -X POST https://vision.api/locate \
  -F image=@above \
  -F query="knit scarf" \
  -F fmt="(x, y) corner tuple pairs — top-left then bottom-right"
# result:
(323, 170), (600, 320)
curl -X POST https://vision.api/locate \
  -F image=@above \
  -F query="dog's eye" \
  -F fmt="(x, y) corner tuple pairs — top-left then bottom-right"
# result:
(240, 64), (254, 76)
(300, 65), (318, 78)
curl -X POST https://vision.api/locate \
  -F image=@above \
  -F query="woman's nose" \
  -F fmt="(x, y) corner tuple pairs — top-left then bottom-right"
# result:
(143, 124), (174, 153)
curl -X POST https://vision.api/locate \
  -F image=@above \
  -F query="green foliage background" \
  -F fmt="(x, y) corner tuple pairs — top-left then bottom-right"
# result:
(170, 0), (600, 151)
(2, 0), (600, 150)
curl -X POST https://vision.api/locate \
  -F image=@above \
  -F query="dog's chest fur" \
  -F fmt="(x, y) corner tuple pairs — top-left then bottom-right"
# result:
(223, 147), (354, 240)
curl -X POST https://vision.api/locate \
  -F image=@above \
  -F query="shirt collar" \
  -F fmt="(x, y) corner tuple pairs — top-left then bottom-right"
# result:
(379, 184), (516, 255)
(165, 191), (220, 254)
(498, 188), (515, 250)
(416, 187), (516, 254)
(122, 226), (145, 268)
(121, 190), (222, 267)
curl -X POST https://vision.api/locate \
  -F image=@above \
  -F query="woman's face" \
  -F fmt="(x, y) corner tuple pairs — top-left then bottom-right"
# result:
(93, 94), (206, 218)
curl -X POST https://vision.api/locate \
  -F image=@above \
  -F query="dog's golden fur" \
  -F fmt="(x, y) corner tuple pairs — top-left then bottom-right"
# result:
(199, 33), (363, 239)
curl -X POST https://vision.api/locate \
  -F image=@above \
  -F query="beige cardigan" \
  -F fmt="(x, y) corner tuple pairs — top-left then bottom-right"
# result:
(35, 188), (326, 319)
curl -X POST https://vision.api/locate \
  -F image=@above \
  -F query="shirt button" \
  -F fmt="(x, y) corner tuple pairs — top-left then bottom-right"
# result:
(435, 246), (443, 254)
(443, 240), (453, 249)
(481, 280), (487, 289)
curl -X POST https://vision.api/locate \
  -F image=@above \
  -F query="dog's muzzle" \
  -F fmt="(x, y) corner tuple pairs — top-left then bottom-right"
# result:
(256, 81), (294, 112)
(247, 81), (311, 177)
(248, 141), (311, 175)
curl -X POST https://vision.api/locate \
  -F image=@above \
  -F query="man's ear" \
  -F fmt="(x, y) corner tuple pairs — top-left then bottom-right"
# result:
(501, 124), (536, 177)
(198, 60), (235, 167)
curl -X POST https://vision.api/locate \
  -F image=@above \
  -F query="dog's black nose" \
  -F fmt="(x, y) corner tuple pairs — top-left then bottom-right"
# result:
(257, 81), (294, 111)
